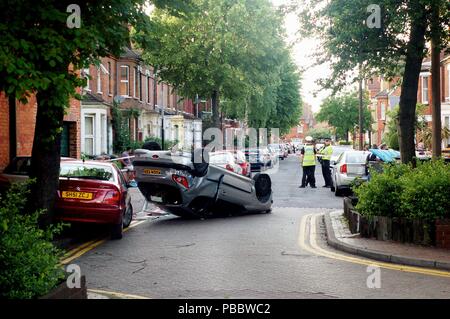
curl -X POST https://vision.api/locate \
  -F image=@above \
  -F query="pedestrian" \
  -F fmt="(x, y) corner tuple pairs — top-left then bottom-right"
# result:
(120, 147), (136, 186)
(299, 136), (317, 188)
(318, 138), (333, 188)
(379, 143), (388, 150)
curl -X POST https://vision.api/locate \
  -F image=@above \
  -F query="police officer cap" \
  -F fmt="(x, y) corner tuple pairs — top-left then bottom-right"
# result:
(305, 136), (313, 142)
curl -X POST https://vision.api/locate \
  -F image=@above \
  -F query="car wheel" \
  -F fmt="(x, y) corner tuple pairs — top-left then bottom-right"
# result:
(123, 203), (133, 228)
(253, 173), (272, 201)
(192, 148), (209, 177)
(335, 186), (343, 197)
(111, 222), (123, 240)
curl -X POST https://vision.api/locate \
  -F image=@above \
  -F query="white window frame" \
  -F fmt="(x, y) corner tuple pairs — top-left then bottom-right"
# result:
(447, 65), (450, 101)
(97, 67), (102, 94)
(107, 62), (112, 96)
(133, 67), (138, 99)
(83, 68), (91, 92)
(421, 76), (429, 104)
(120, 65), (130, 97)
(84, 115), (95, 156)
(380, 102), (386, 121)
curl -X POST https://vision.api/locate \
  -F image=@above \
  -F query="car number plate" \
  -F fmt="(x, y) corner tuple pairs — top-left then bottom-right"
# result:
(61, 191), (93, 200)
(143, 168), (162, 175)
(150, 196), (163, 203)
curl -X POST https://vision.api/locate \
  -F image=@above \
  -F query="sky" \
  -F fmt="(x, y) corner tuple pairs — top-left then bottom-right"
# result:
(271, 0), (331, 113)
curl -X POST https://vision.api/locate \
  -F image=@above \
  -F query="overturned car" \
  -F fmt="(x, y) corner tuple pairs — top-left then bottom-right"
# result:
(132, 147), (273, 218)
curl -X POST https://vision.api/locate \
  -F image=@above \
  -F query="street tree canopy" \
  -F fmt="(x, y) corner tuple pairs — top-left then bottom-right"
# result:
(316, 92), (372, 142)
(294, 0), (450, 163)
(136, 0), (301, 131)
(0, 0), (185, 223)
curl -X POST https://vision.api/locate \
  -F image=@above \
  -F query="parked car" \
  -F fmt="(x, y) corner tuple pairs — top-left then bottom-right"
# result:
(330, 151), (370, 196)
(0, 157), (133, 239)
(231, 150), (251, 177)
(55, 160), (133, 239)
(268, 144), (287, 160)
(208, 151), (243, 175)
(132, 148), (273, 218)
(244, 148), (271, 172)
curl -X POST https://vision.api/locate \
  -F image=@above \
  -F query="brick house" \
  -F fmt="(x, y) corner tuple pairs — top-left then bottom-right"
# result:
(283, 103), (315, 143)
(80, 47), (203, 155)
(0, 91), (81, 171)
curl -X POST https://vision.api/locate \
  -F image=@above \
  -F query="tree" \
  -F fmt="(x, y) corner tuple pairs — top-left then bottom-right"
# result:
(0, 1), (186, 224)
(294, 0), (450, 163)
(136, 0), (291, 130)
(307, 127), (333, 140)
(265, 55), (303, 136)
(316, 92), (372, 142)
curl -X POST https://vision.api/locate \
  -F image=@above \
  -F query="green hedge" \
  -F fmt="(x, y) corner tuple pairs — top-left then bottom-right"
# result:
(0, 182), (65, 299)
(354, 160), (450, 221)
(338, 141), (352, 145)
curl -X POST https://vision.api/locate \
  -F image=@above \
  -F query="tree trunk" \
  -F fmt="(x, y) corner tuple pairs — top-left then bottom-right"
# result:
(28, 88), (66, 226)
(431, 1), (441, 158)
(397, 0), (427, 164)
(211, 89), (220, 129)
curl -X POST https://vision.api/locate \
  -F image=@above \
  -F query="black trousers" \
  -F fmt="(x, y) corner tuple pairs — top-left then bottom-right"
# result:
(321, 160), (332, 186)
(301, 165), (316, 187)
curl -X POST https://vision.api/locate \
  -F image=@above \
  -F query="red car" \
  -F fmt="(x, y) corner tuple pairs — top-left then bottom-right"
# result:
(55, 160), (133, 239)
(232, 150), (251, 177)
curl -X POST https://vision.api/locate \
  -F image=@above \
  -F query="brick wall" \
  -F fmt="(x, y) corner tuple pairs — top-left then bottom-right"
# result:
(436, 219), (450, 249)
(0, 91), (81, 170)
(0, 92), (10, 170)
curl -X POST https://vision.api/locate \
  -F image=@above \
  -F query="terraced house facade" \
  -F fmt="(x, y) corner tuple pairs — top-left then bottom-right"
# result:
(0, 47), (205, 170)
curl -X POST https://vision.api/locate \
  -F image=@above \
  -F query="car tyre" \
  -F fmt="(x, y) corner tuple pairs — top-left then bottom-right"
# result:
(253, 173), (272, 202)
(334, 186), (343, 197)
(123, 203), (133, 228)
(192, 148), (209, 177)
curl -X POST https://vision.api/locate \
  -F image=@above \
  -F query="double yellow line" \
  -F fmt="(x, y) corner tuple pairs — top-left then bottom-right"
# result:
(60, 220), (146, 265)
(298, 214), (450, 278)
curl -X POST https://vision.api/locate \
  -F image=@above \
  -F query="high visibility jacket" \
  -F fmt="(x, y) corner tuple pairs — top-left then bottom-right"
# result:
(302, 145), (316, 166)
(319, 145), (333, 161)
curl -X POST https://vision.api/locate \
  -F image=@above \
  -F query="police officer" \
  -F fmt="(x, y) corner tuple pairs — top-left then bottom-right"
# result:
(299, 136), (317, 188)
(318, 138), (333, 188)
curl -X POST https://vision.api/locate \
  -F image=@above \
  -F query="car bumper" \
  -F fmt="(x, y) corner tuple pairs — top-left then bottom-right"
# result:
(54, 205), (123, 225)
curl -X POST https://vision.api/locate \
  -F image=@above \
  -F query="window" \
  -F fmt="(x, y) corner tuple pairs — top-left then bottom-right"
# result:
(445, 116), (450, 147)
(422, 76), (429, 104)
(84, 115), (95, 156)
(107, 62), (112, 95)
(139, 73), (143, 102)
(97, 67), (102, 93)
(380, 102), (386, 121)
(134, 67), (138, 98)
(147, 76), (151, 104)
(83, 68), (91, 91)
(120, 65), (129, 96)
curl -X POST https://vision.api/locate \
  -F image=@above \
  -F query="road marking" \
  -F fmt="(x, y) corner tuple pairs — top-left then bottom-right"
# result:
(87, 288), (150, 299)
(298, 214), (450, 278)
(60, 220), (146, 265)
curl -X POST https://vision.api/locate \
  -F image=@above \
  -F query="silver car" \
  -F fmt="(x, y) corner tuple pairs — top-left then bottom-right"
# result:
(132, 148), (273, 218)
(330, 151), (369, 196)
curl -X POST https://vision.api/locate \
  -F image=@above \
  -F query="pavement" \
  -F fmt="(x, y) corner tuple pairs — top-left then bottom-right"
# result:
(324, 210), (450, 271)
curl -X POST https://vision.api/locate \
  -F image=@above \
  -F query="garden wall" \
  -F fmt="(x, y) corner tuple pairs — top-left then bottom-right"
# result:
(343, 197), (450, 249)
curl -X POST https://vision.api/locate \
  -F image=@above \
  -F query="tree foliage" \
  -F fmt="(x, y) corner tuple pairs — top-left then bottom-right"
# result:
(0, 0), (177, 222)
(293, 0), (450, 163)
(136, 0), (301, 131)
(316, 92), (372, 141)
